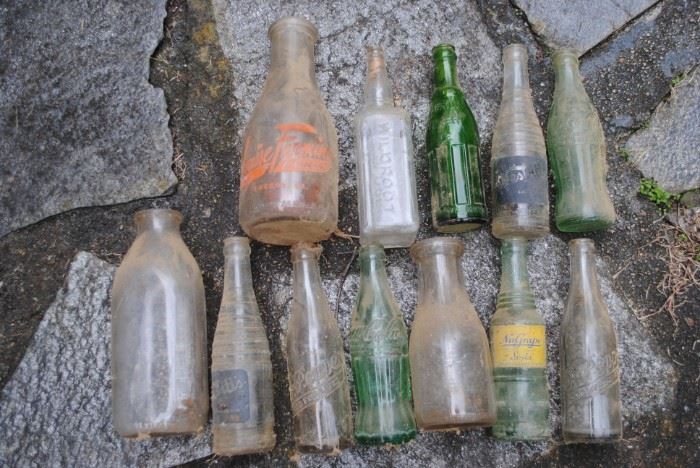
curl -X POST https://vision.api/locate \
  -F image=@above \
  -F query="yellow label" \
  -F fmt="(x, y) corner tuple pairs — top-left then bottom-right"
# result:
(491, 325), (546, 368)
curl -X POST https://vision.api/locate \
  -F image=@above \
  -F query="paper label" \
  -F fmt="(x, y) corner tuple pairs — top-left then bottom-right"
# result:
(491, 324), (546, 368)
(492, 155), (548, 205)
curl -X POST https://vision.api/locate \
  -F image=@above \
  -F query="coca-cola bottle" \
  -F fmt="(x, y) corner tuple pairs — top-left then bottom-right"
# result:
(238, 17), (338, 246)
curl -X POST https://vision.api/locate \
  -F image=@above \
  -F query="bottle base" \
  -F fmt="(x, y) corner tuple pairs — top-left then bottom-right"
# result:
(295, 440), (353, 455)
(563, 431), (622, 444)
(556, 216), (614, 233)
(354, 428), (417, 446)
(213, 426), (275, 456)
(243, 217), (335, 245)
(491, 423), (550, 441)
(491, 222), (549, 240)
(417, 414), (496, 432)
(434, 217), (486, 233)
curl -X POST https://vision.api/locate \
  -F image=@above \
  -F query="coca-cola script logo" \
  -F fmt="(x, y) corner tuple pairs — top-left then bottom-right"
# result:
(241, 122), (332, 189)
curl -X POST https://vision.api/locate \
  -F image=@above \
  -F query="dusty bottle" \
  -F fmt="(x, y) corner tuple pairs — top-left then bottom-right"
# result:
(409, 237), (496, 430)
(111, 209), (208, 438)
(547, 49), (616, 232)
(349, 244), (417, 445)
(239, 17), (338, 246)
(286, 243), (353, 452)
(355, 47), (419, 248)
(211, 237), (275, 455)
(491, 44), (549, 239)
(426, 44), (488, 233)
(490, 239), (549, 440)
(560, 238), (622, 442)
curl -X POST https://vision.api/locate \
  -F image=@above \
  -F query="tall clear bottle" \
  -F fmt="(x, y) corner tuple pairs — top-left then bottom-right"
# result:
(355, 47), (419, 248)
(489, 239), (549, 440)
(409, 237), (496, 430)
(560, 239), (622, 442)
(491, 44), (549, 239)
(286, 243), (353, 452)
(426, 44), (488, 233)
(211, 237), (275, 455)
(111, 209), (208, 438)
(349, 244), (417, 445)
(239, 17), (338, 246)
(547, 49), (616, 232)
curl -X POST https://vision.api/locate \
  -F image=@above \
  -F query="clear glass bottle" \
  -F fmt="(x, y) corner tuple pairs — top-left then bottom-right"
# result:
(408, 237), (496, 430)
(426, 44), (488, 233)
(560, 238), (622, 442)
(355, 47), (419, 248)
(547, 49), (616, 232)
(111, 209), (208, 438)
(491, 44), (549, 239)
(211, 237), (275, 455)
(489, 239), (549, 440)
(286, 243), (353, 453)
(239, 17), (338, 246)
(349, 244), (417, 445)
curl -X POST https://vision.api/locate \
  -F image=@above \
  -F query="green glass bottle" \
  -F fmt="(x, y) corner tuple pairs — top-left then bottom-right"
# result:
(426, 44), (488, 233)
(349, 244), (417, 445)
(547, 48), (616, 232)
(489, 239), (550, 440)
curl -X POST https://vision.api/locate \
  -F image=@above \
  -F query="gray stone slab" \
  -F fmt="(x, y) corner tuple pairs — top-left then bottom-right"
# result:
(626, 68), (700, 193)
(0, 252), (211, 467)
(0, 0), (176, 238)
(513, 0), (659, 54)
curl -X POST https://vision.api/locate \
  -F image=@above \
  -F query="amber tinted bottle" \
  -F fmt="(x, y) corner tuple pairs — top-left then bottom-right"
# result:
(111, 209), (208, 437)
(560, 239), (622, 442)
(211, 237), (275, 455)
(239, 17), (338, 245)
(409, 237), (496, 430)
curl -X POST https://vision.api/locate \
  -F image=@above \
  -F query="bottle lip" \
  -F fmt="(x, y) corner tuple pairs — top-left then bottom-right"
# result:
(268, 16), (318, 42)
(223, 236), (251, 256)
(432, 43), (456, 60)
(552, 48), (580, 63)
(134, 208), (182, 226)
(569, 238), (596, 252)
(410, 236), (464, 259)
(501, 238), (528, 251)
(290, 242), (322, 261)
(359, 243), (386, 260)
(503, 43), (527, 59)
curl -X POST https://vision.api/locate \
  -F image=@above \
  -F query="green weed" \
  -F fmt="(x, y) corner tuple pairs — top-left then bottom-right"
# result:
(639, 178), (679, 212)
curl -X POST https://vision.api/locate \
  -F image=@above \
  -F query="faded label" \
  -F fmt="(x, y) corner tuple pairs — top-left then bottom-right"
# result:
(212, 369), (250, 423)
(492, 156), (547, 205)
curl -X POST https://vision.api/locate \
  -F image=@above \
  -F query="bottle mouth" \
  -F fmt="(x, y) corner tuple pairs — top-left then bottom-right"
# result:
(360, 243), (385, 260)
(268, 16), (318, 42)
(432, 43), (456, 60)
(552, 48), (580, 64)
(223, 236), (251, 256)
(410, 236), (464, 260)
(291, 242), (322, 261)
(569, 238), (596, 252)
(500, 238), (528, 253)
(134, 208), (182, 227)
(503, 43), (527, 60)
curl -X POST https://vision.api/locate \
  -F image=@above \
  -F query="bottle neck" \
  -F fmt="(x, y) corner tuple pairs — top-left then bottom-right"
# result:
(269, 27), (317, 86)
(359, 245), (390, 291)
(222, 252), (255, 302)
(134, 209), (182, 235)
(433, 53), (459, 88)
(502, 45), (530, 93)
(553, 52), (584, 92)
(569, 242), (601, 296)
(497, 239), (535, 309)
(416, 251), (462, 305)
(292, 246), (323, 306)
(363, 48), (393, 107)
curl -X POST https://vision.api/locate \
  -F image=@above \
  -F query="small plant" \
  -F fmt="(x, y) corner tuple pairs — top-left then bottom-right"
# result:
(671, 73), (686, 87)
(618, 148), (631, 161)
(639, 178), (679, 212)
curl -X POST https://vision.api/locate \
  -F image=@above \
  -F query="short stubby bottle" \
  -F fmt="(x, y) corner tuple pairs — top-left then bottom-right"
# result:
(489, 239), (550, 440)
(355, 47), (419, 248)
(408, 237), (496, 430)
(349, 244), (417, 445)
(560, 239), (622, 443)
(491, 44), (549, 239)
(211, 237), (275, 455)
(238, 17), (338, 245)
(286, 243), (353, 453)
(426, 44), (488, 233)
(111, 209), (208, 438)
(547, 49), (616, 232)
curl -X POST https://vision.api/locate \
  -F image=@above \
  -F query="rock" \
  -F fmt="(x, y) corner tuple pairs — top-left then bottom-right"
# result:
(0, 252), (211, 467)
(626, 68), (700, 194)
(513, 0), (658, 54)
(0, 0), (176, 238)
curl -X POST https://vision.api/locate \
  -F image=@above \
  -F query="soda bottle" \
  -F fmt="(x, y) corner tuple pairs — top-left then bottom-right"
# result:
(489, 238), (549, 440)
(426, 44), (488, 233)
(355, 47), (419, 248)
(560, 238), (622, 442)
(211, 237), (275, 455)
(349, 244), (417, 445)
(239, 17), (338, 245)
(547, 49), (616, 232)
(491, 44), (549, 239)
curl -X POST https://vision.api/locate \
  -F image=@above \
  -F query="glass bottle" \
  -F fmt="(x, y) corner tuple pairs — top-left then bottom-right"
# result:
(489, 239), (549, 440)
(286, 243), (353, 452)
(491, 44), (549, 240)
(426, 44), (488, 233)
(560, 238), (622, 442)
(111, 209), (208, 438)
(355, 47), (419, 248)
(211, 237), (275, 455)
(349, 244), (417, 445)
(408, 237), (496, 430)
(547, 49), (616, 232)
(239, 17), (338, 246)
